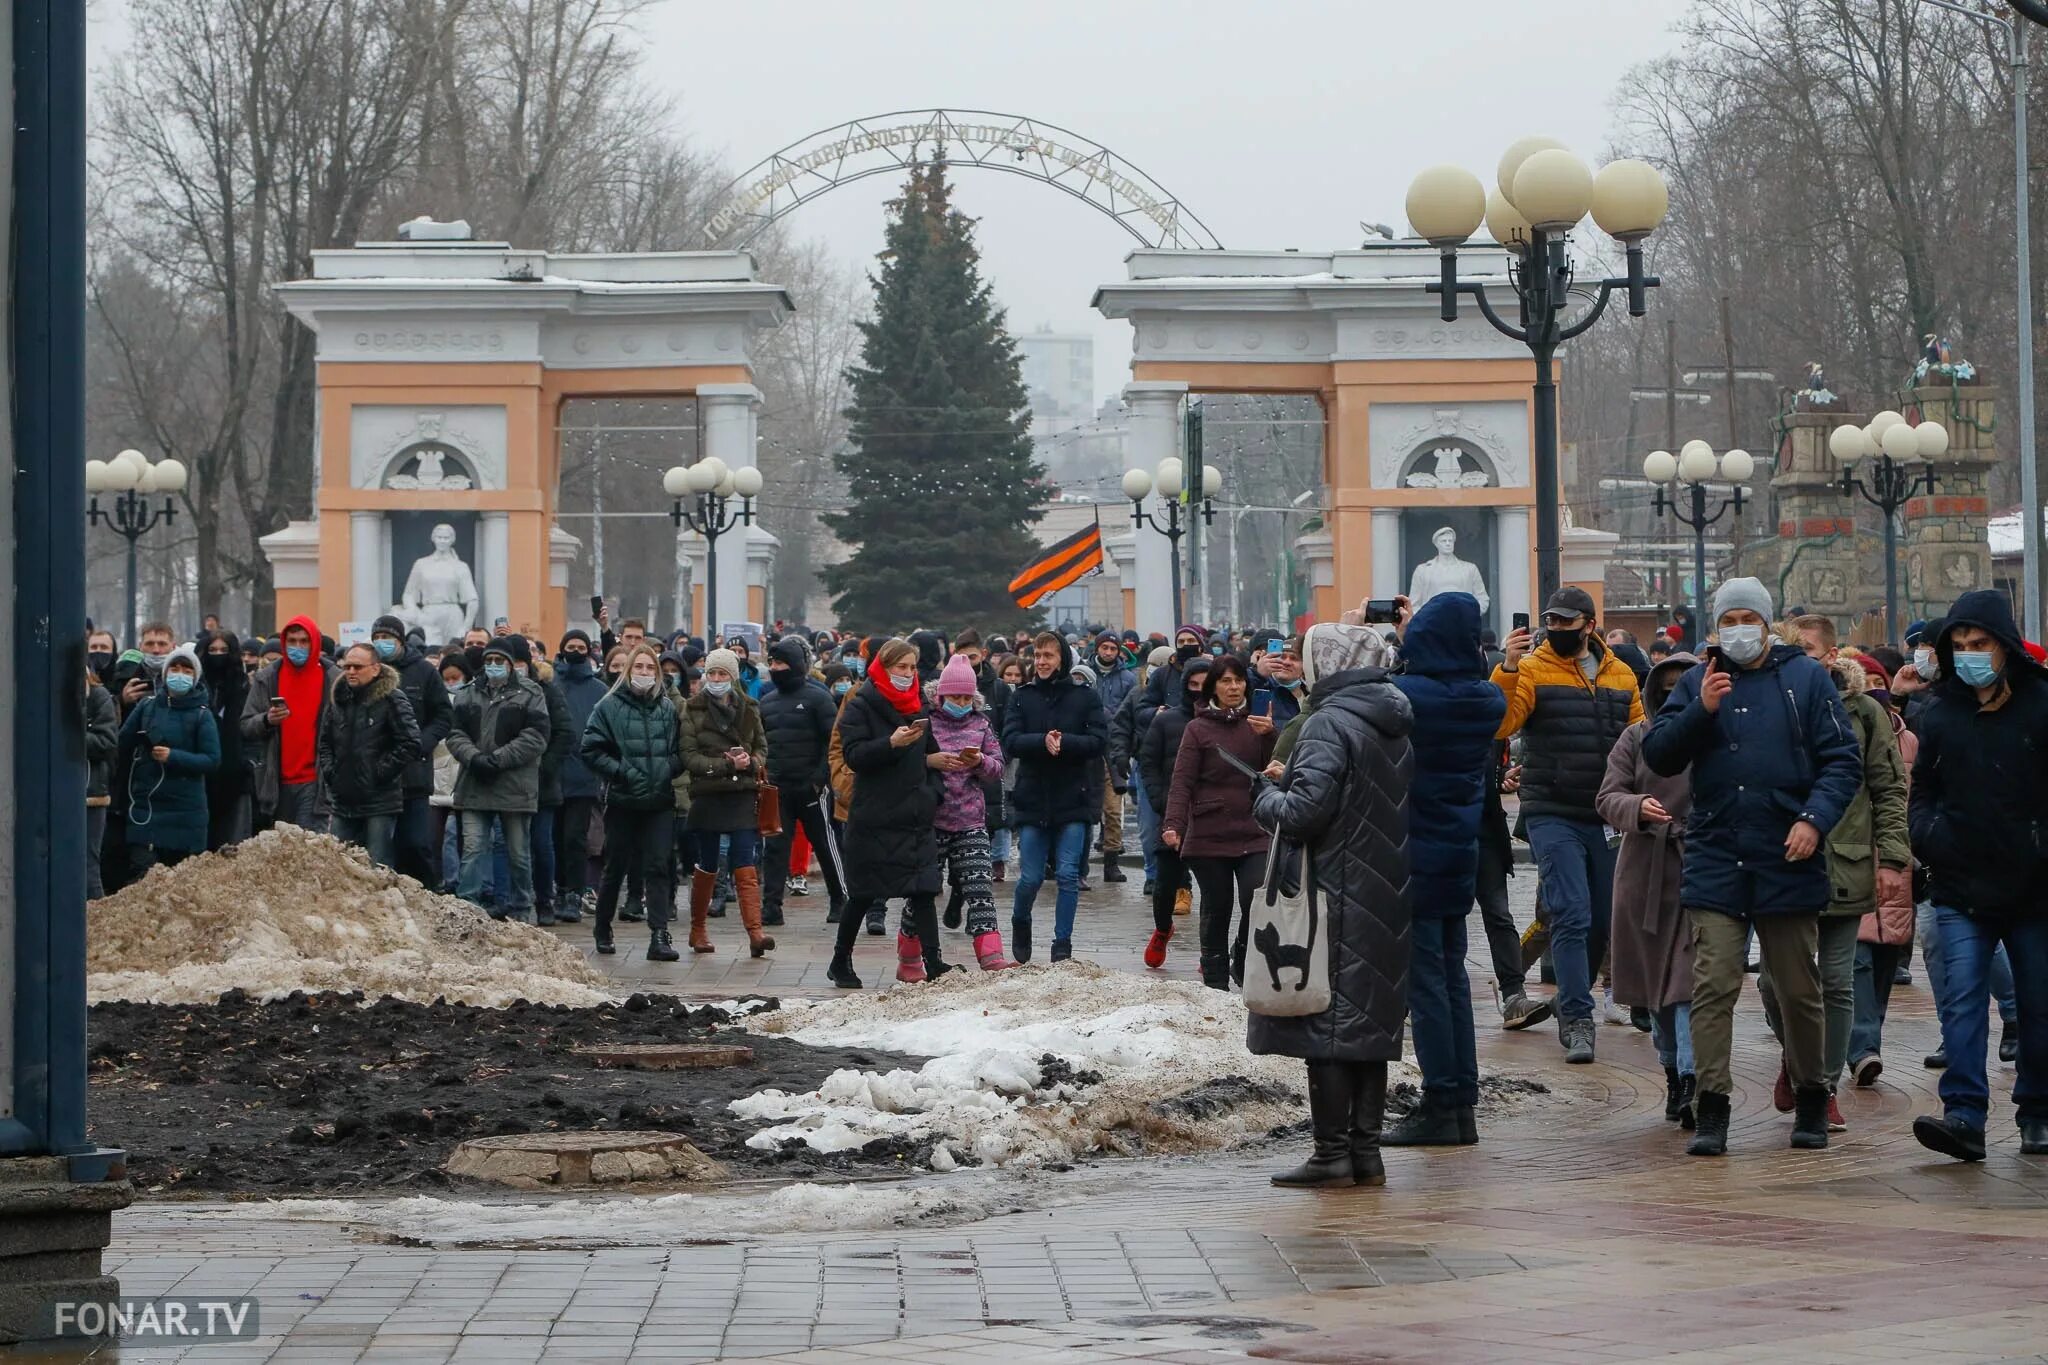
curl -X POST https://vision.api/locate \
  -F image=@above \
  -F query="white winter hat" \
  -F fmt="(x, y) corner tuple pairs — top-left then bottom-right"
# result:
(165, 643), (202, 674)
(703, 648), (742, 680)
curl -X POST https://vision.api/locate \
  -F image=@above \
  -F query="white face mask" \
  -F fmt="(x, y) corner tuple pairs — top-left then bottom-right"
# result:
(889, 670), (917, 691)
(1913, 646), (1938, 679)
(1719, 623), (1766, 665)
(629, 673), (660, 695)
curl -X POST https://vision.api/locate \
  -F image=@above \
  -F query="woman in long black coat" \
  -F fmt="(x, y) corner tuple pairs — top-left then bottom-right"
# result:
(199, 629), (251, 849)
(1251, 622), (1414, 1191)
(827, 638), (956, 989)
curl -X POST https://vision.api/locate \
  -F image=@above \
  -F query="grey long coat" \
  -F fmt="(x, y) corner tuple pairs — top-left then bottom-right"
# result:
(1248, 667), (1414, 1063)
(1595, 720), (1693, 1010)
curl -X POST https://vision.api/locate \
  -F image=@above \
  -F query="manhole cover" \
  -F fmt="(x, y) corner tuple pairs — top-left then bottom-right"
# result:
(445, 1130), (725, 1188)
(573, 1043), (755, 1070)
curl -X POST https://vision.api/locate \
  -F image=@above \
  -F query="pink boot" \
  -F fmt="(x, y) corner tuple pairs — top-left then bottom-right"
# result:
(973, 931), (1015, 971)
(896, 932), (927, 984)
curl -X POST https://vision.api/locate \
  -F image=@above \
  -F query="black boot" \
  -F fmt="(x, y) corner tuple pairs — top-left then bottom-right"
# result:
(592, 917), (615, 955)
(826, 951), (862, 990)
(1456, 1105), (1478, 1145)
(1790, 1084), (1829, 1150)
(864, 907), (886, 936)
(914, 900), (955, 979)
(943, 887), (963, 930)
(1272, 1061), (1355, 1187)
(1011, 916), (1033, 964)
(647, 929), (680, 963)
(1381, 1098), (1465, 1147)
(1349, 1061), (1389, 1186)
(1663, 1065), (1684, 1123)
(1913, 1113), (1986, 1162)
(1102, 852), (1127, 883)
(1199, 953), (1230, 992)
(1677, 1074), (1697, 1131)
(826, 901), (843, 925)
(1688, 1090), (1731, 1156)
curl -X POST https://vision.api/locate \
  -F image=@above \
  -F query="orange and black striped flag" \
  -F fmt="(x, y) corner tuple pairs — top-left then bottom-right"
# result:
(1009, 519), (1105, 609)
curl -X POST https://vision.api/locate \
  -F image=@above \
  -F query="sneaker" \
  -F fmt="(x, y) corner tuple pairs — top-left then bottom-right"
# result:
(1050, 938), (1073, 964)
(1893, 964), (1912, 987)
(1561, 1018), (1595, 1064)
(1850, 1054), (1883, 1088)
(553, 897), (583, 924)
(1143, 929), (1171, 969)
(789, 875), (810, 897)
(534, 904), (557, 927)
(865, 910), (887, 937)
(1772, 1063), (1795, 1113)
(2000, 1022), (2019, 1064)
(1912, 1113), (1986, 1162)
(1601, 990), (1630, 1026)
(1499, 992), (1553, 1032)
(1826, 1092), (1847, 1133)
(1142, 878), (1156, 897)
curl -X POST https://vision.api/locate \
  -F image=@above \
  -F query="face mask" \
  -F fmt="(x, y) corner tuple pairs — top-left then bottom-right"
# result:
(832, 681), (852, 697)
(1913, 647), (1938, 679)
(704, 679), (733, 698)
(373, 638), (398, 660)
(1546, 628), (1585, 657)
(165, 673), (195, 695)
(561, 653), (591, 676)
(484, 662), (509, 682)
(889, 670), (917, 691)
(143, 652), (167, 672)
(771, 666), (805, 692)
(1175, 643), (1200, 663)
(286, 645), (311, 667)
(1211, 645), (1225, 657)
(629, 674), (660, 695)
(1953, 650), (2000, 687)
(1719, 624), (1766, 665)
(87, 650), (113, 677)
(446, 681), (463, 694)
(942, 700), (973, 719)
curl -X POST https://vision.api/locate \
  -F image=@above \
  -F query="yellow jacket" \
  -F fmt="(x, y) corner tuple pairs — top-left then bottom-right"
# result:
(1491, 641), (1644, 818)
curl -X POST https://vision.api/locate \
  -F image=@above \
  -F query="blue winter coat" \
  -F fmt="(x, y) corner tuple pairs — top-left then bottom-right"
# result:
(1643, 643), (1861, 917)
(1392, 593), (1507, 917)
(1092, 646), (1138, 721)
(119, 683), (222, 854)
(553, 657), (610, 800)
(1003, 639), (1108, 828)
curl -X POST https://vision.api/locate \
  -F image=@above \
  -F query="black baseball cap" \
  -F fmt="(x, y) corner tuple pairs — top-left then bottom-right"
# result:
(1542, 587), (1598, 622)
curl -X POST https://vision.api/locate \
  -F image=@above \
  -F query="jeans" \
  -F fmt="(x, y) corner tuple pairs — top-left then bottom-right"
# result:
(1474, 833), (1523, 998)
(458, 810), (532, 915)
(691, 826), (758, 874)
(1920, 898), (2019, 1026)
(596, 806), (674, 935)
(1132, 773), (1160, 882)
(496, 809), (555, 909)
(1013, 821), (1088, 942)
(990, 824), (1012, 868)
(394, 793), (437, 890)
(86, 806), (107, 899)
(438, 808), (460, 889)
(1652, 1002), (1694, 1075)
(1408, 914), (1478, 1107)
(1761, 914), (1860, 1087)
(764, 794), (848, 913)
(272, 780), (321, 830)
(1849, 940), (1909, 1067)
(1525, 815), (1614, 1023)
(330, 812), (398, 868)
(1931, 905), (2048, 1131)
(1187, 852), (1264, 989)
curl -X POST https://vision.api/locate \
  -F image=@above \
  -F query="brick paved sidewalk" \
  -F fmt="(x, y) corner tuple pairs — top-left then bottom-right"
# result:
(75, 871), (2048, 1364)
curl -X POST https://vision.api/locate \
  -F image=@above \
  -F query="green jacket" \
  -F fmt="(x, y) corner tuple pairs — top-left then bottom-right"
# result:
(445, 673), (552, 813)
(580, 684), (682, 811)
(1825, 689), (1910, 915)
(679, 688), (768, 801)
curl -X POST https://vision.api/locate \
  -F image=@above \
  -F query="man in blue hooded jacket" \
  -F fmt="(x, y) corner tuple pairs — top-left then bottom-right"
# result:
(1381, 592), (1507, 1146)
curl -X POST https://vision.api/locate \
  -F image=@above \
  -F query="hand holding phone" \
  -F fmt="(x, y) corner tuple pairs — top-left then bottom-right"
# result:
(1700, 651), (1732, 714)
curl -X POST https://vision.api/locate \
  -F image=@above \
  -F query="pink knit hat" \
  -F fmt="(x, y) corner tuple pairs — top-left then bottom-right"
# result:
(937, 654), (979, 696)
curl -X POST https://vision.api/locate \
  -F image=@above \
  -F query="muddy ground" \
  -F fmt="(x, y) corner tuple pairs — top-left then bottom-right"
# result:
(87, 991), (939, 1195)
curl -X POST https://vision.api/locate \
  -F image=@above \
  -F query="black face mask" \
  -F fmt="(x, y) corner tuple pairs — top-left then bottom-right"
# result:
(560, 653), (592, 677)
(1175, 643), (1200, 663)
(770, 666), (804, 693)
(1548, 628), (1586, 658)
(87, 650), (114, 679)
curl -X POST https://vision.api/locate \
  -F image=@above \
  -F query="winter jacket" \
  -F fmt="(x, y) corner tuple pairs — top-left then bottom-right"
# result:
(759, 673), (837, 795)
(1091, 646), (1139, 721)
(1003, 641), (1108, 828)
(1392, 593), (1507, 917)
(553, 656), (609, 801)
(241, 651), (340, 818)
(1823, 672), (1910, 918)
(1492, 638), (1643, 820)
(580, 683), (683, 811)
(1596, 717), (1694, 1011)
(837, 682), (944, 899)
(533, 667), (574, 807)
(1164, 706), (1276, 859)
(927, 700), (1003, 833)
(120, 683), (221, 853)
(198, 644), (251, 825)
(315, 664), (424, 820)
(1908, 589), (2048, 919)
(388, 643), (453, 795)
(1107, 681), (1146, 778)
(1138, 693), (1199, 820)
(444, 673), (552, 814)
(680, 688), (767, 833)
(1863, 717), (1918, 946)
(1643, 643), (1862, 917)
(1249, 666), (1415, 1063)
(85, 683), (119, 807)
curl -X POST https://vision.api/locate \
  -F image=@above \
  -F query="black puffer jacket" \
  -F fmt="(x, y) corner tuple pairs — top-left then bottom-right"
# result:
(1249, 666), (1415, 1062)
(316, 665), (424, 820)
(837, 682), (943, 899)
(759, 671), (836, 794)
(1138, 658), (1211, 815)
(1492, 639), (1642, 819)
(388, 642), (453, 794)
(580, 683), (682, 811)
(535, 670), (574, 807)
(1002, 640), (1107, 828)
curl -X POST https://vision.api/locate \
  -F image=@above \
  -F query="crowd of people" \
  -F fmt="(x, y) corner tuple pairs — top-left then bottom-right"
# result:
(82, 576), (2043, 1180)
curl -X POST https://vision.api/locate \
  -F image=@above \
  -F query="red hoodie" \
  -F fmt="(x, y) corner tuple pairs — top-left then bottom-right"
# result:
(277, 614), (327, 786)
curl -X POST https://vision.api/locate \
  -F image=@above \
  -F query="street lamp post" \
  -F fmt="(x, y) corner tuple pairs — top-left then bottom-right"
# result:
(1122, 457), (1221, 625)
(1642, 441), (1754, 631)
(84, 448), (188, 644)
(1407, 145), (1670, 610)
(1831, 412), (1951, 645)
(663, 457), (762, 636)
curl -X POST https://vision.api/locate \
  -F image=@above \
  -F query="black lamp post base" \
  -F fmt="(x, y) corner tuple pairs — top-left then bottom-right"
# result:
(0, 1155), (135, 1344)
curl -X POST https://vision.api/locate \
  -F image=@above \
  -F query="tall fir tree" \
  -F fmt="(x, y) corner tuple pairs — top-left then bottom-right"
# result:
(823, 153), (1048, 633)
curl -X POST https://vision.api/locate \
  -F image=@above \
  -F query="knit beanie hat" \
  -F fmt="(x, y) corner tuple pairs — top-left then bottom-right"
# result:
(166, 642), (202, 675)
(1176, 623), (1210, 644)
(937, 654), (979, 696)
(559, 628), (593, 654)
(768, 636), (811, 674)
(372, 614), (408, 640)
(1711, 576), (1774, 626)
(1148, 646), (1174, 668)
(703, 647), (741, 680)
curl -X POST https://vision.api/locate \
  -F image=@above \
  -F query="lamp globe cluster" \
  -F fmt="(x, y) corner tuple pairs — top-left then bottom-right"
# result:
(84, 448), (188, 496)
(662, 458), (763, 500)
(1642, 440), (1751, 485)
(1121, 457), (1223, 504)
(1828, 410), (1951, 463)
(1406, 141), (1669, 248)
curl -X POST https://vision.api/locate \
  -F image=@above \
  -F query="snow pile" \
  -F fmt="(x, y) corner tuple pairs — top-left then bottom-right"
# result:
(208, 1182), (1005, 1248)
(87, 826), (611, 1007)
(732, 962), (1384, 1168)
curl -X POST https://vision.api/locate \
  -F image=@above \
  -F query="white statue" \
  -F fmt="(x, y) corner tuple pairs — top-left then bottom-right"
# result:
(1405, 446), (1491, 489)
(399, 522), (480, 645)
(1408, 526), (1491, 614)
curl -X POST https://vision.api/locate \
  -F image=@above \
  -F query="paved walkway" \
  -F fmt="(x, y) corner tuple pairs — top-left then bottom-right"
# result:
(75, 866), (2048, 1364)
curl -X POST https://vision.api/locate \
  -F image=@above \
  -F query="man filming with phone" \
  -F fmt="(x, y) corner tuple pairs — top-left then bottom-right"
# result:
(1492, 586), (1643, 1065)
(1004, 632), (1108, 964)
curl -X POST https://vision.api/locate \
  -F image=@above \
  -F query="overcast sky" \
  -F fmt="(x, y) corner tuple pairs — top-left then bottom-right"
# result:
(91, 0), (1696, 402)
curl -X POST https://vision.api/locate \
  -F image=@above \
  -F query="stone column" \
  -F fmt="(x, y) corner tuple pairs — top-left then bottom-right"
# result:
(478, 512), (511, 627)
(1767, 412), (1866, 638)
(259, 520), (322, 632)
(1123, 381), (1188, 631)
(1903, 383), (1999, 619)
(1294, 530), (1337, 624)
(1103, 530), (1138, 631)
(1370, 508), (1402, 598)
(1495, 506), (1532, 622)
(699, 384), (761, 631)
(350, 511), (384, 621)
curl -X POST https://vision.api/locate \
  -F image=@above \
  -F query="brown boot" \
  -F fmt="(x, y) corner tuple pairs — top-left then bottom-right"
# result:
(689, 870), (716, 954)
(735, 865), (775, 957)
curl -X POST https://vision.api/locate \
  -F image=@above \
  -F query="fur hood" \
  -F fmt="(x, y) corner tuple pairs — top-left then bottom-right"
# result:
(332, 662), (400, 705)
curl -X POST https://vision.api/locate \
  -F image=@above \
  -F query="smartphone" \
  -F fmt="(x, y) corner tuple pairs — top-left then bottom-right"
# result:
(959, 746), (981, 762)
(494, 616), (509, 629)
(1362, 598), (1401, 625)
(1512, 612), (1530, 634)
(590, 595), (605, 618)
(1266, 638), (1284, 655)
(271, 699), (291, 717)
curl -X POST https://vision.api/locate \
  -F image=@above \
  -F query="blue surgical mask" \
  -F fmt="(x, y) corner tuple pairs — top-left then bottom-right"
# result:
(165, 673), (195, 695)
(942, 700), (973, 719)
(704, 679), (733, 698)
(373, 637), (398, 660)
(286, 645), (311, 667)
(832, 681), (852, 697)
(484, 662), (510, 683)
(1953, 650), (2000, 687)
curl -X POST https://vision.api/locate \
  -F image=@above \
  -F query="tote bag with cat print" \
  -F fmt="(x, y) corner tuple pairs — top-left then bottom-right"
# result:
(1243, 827), (1331, 1017)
